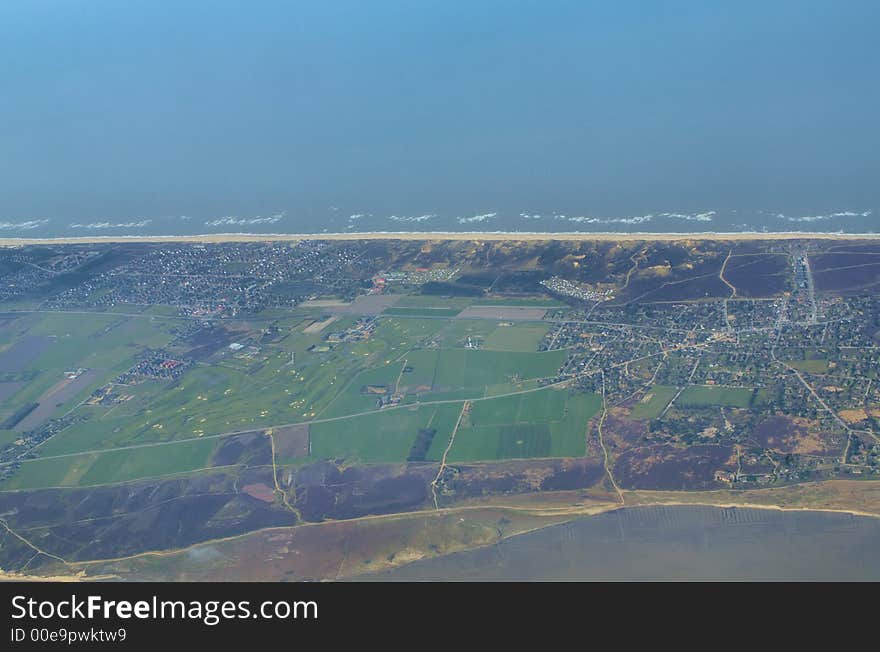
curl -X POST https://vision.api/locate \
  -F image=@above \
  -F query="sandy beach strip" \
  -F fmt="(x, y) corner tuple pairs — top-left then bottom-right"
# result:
(2, 230), (880, 247)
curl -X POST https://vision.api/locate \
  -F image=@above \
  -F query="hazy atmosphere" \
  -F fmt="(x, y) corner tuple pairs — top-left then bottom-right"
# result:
(5, 4), (880, 589)
(1, 1), (878, 236)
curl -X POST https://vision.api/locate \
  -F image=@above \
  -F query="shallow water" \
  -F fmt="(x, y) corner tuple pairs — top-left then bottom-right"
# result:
(363, 506), (880, 581)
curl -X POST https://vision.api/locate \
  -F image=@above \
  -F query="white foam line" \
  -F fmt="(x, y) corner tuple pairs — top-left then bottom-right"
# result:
(3, 229), (880, 244)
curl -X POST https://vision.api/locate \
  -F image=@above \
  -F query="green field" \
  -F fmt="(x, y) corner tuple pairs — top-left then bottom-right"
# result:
(0, 312), (179, 431)
(6, 437), (218, 490)
(383, 307), (462, 317)
(432, 348), (566, 392)
(22, 315), (567, 462)
(481, 324), (550, 351)
(77, 438), (218, 486)
(438, 319), (500, 346)
(448, 389), (601, 462)
(679, 385), (754, 408)
(40, 314), (450, 457)
(0, 429), (20, 448)
(629, 385), (678, 419)
(785, 359), (830, 373)
(315, 338), (567, 423)
(310, 403), (462, 463)
(423, 403), (465, 461)
(2, 453), (101, 490)
(1, 307), (570, 488)
(469, 390), (566, 426)
(397, 349), (439, 391)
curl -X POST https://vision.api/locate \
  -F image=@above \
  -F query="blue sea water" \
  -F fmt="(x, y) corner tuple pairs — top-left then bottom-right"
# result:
(1, 1), (878, 238)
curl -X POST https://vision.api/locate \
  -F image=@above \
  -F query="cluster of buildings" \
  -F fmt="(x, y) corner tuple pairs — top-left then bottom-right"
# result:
(380, 266), (459, 286)
(361, 384), (403, 409)
(42, 241), (367, 317)
(540, 276), (614, 302)
(326, 317), (377, 343)
(115, 350), (191, 384)
(0, 250), (98, 303)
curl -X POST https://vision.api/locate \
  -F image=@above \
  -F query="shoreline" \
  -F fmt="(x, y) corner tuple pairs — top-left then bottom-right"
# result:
(619, 499), (880, 522)
(2, 230), (880, 246)
(12, 495), (880, 581)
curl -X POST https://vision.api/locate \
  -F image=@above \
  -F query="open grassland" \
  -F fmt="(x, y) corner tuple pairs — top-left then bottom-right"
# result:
(437, 318), (499, 345)
(433, 349), (566, 392)
(310, 403), (461, 463)
(481, 323), (550, 351)
(1, 307), (571, 488)
(41, 349), (346, 455)
(629, 385), (678, 419)
(40, 315), (452, 458)
(678, 385), (754, 408)
(5, 437), (218, 490)
(785, 359), (831, 373)
(448, 389), (601, 462)
(383, 307), (461, 317)
(469, 389), (567, 426)
(396, 349), (439, 391)
(0, 313), (178, 431)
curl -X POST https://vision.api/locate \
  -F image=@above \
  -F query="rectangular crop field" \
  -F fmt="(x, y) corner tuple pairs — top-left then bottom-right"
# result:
(481, 324), (550, 352)
(309, 403), (462, 464)
(448, 390), (600, 462)
(630, 385), (678, 419)
(432, 349), (567, 393)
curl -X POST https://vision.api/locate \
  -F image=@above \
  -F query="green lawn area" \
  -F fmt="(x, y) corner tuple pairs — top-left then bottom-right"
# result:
(42, 342), (368, 455)
(0, 313), (180, 444)
(1, 453), (101, 490)
(368, 316), (446, 350)
(318, 363), (404, 418)
(448, 390), (600, 462)
(629, 385), (678, 419)
(785, 359), (830, 373)
(76, 438), (218, 486)
(438, 319), (500, 346)
(481, 324), (550, 352)
(36, 312), (450, 461)
(28, 313), (177, 371)
(5, 437), (218, 489)
(383, 307), (462, 317)
(315, 343), (566, 422)
(469, 389), (566, 426)
(397, 349), (439, 392)
(0, 428), (20, 448)
(679, 385), (754, 408)
(310, 403), (462, 463)
(433, 349), (566, 392)
(423, 403), (465, 461)
(0, 308), (574, 489)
